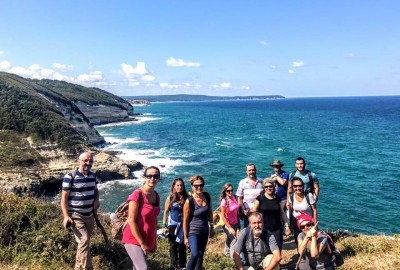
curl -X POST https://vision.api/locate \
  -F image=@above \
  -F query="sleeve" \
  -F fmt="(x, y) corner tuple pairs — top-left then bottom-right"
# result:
(297, 232), (305, 243)
(308, 193), (316, 205)
(220, 198), (227, 207)
(312, 172), (319, 184)
(267, 232), (279, 252)
(127, 189), (140, 203)
(318, 235), (328, 248)
(62, 173), (72, 190)
(256, 194), (262, 203)
(233, 228), (247, 254)
(236, 180), (244, 197)
(282, 172), (290, 180)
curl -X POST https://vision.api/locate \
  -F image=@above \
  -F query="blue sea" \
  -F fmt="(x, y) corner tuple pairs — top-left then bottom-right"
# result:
(96, 96), (400, 235)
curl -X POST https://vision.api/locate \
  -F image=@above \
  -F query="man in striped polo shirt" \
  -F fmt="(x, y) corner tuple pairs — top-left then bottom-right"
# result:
(61, 152), (99, 270)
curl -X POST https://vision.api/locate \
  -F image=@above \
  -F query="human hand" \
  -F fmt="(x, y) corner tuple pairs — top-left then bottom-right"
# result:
(93, 199), (100, 210)
(284, 225), (291, 236)
(229, 228), (236, 236)
(184, 237), (189, 248)
(63, 216), (73, 230)
(140, 242), (149, 255)
(163, 227), (169, 235)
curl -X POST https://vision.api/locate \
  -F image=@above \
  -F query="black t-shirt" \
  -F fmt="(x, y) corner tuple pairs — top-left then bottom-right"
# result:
(256, 194), (281, 230)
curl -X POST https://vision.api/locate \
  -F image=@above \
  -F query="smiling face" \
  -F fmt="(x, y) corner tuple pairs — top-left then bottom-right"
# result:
(143, 168), (160, 188)
(225, 185), (234, 198)
(249, 214), (263, 237)
(263, 183), (275, 195)
(78, 152), (93, 173)
(246, 164), (257, 179)
(292, 179), (304, 195)
(173, 180), (184, 193)
(191, 179), (204, 194)
(300, 220), (314, 232)
(295, 159), (305, 172)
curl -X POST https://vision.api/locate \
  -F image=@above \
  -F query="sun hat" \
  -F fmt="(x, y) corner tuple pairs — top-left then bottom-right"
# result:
(263, 178), (274, 186)
(296, 212), (314, 229)
(270, 160), (284, 167)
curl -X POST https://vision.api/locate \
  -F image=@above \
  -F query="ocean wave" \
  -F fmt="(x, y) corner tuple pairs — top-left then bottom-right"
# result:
(97, 178), (143, 190)
(102, 136), (145, 145)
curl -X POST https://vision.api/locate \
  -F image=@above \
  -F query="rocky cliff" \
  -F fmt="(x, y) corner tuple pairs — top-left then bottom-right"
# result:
(0, 72), (140, 194)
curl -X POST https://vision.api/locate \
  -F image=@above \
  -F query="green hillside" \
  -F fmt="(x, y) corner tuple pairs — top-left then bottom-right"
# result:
(0, 72), (85, 155)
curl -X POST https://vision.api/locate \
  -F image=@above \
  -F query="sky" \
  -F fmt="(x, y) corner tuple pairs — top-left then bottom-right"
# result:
(0, 1), (399, 97)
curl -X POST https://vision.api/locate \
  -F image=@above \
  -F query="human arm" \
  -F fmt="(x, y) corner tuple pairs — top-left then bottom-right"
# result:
(127, 198), (148, 254)
(162, 196), (171, 234)
(272, 174), (287, 187)
(264, 248), (281, 270)
(237, 195), (245, 218)
(311, 201), (318, 223)
(313, 183), (319, 202)
(251, 198), (260, 213)
(93, 186), (100, 210)
(61, 190), (73, 228)
(208, 196), (215, 238)
(182, 199), (190, 248)
(308, 226), (327, 258)
(279, 202), (290, 236)
(232, 229), (246, 270)
(221, 202), (235, 235)
(286, 181), (293, 208)
(233, 251), (244, 270)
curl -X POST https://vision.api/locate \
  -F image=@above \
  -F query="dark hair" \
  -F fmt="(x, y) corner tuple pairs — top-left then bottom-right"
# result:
(218, 183), (234, 204)
(170, 178), (188, 205)
(246, 163), (256, 169)
(190, 175), (205, 185)
(292, 177), (304, 186)
(295, 157), (306, 165)
(143, 166), (160, 177)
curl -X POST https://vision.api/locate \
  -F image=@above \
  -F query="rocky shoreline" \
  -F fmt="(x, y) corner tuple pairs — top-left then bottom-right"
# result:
(0, 150), (143, 195)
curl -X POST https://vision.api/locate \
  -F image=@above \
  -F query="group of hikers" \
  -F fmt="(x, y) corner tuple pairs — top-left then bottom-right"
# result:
(61, 152), (338, 270)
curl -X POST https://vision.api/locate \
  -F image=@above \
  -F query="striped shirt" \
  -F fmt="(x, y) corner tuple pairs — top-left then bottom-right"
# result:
(62, 169), (98, 216)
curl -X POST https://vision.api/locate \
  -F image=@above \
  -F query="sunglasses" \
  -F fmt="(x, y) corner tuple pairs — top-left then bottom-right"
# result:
(225, 189), (234, 193)
(293, 185), (303, 188)
(145, 174), (160, 180)
(193, 184), (205, 189)
(264, 185), (274, 189)
(300, 222), (314, 230)
(80, 159), (94, 163)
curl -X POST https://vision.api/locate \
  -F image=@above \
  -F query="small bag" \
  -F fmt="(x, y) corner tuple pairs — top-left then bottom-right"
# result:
(110, 201), (129, 240)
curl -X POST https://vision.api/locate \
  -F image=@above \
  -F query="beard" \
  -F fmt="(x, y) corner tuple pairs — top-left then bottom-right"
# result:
(253, 229), (262, 237)
(82, 165), (90, 171)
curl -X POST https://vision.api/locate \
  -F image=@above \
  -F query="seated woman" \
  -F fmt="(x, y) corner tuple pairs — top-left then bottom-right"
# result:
(289, 177), (317, 248)
(162, 178), (188, 270)
(296, 213), (335, 270)
(251, 178), (290, 251)
(218, 183), (240, 256)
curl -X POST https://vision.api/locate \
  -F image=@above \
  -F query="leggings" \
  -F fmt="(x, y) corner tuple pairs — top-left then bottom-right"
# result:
(124, 244), (148, 270)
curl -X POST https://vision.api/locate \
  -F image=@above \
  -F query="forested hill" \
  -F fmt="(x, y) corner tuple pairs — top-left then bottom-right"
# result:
(124, 94), (285, 102)
(0, 72), (133, 167)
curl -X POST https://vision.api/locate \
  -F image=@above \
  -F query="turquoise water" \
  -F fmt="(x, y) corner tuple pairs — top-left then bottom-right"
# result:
(96, 96), (400, 235)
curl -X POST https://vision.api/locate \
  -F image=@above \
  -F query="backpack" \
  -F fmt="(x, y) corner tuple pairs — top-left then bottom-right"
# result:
(290, 170), (314, 194)
(320, 231), (344, 267)
(111, 190), (143, 241)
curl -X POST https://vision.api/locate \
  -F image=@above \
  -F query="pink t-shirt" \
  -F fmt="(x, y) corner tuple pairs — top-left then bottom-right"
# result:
(220, 196), (239, 225)
(122, 189), (160, 251)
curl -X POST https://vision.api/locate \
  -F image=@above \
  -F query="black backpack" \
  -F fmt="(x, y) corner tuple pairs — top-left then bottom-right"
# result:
(320, 231), (344, 267)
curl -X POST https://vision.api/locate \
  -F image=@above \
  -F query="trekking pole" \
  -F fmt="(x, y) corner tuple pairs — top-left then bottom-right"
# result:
(295, 221), (319, 270)
(93, 206), (123, 257)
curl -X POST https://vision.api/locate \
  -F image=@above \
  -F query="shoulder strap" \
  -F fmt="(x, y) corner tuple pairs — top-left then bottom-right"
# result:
(69, 170), (77, 186)
(307, 170), (314, 188)
(290, 171), (296, 181)
(245, 226), (251, 241)
(204, 192), (211, 205)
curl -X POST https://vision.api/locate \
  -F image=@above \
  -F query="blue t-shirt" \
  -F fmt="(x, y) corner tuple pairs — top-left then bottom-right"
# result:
(271, 171), (289, 199)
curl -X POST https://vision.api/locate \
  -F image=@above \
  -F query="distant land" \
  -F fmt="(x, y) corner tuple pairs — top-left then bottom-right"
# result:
(123, 94), (285, 102)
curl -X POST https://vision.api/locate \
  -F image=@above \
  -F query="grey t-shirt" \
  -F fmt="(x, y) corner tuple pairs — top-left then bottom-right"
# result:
(298, 232), (333, 269)
(234, 228), (278, 266)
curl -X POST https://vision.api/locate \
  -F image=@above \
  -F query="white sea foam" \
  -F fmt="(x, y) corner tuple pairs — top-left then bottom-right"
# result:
(102, 136), (144, 145)
(97, 178), (143, 190)
(277, 148), (284, 152)
(115, 149), (183, 174)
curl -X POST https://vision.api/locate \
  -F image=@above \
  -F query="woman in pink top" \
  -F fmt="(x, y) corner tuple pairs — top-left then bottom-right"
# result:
(122, 166), (161, 270)
(219, 183), (240, 256)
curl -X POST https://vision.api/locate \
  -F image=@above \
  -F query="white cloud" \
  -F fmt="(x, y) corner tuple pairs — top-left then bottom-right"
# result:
(141, 74), (156, 81)
(166, 57), (200, 67)
(213, 82), (231, 88)
(77, 71), (103, 82)
(121, 62), (149, 78)
(270, 65), (276, 69)
(260, 40), (269, 46)
(0, 51), (4, 56)
(53, 62), (73, 71)
(288, 70), (295, 74)
(241, 85), (250, 90)
(0, 60), (11, 70)
(160, 82), (181, 89)
(292, 61), (304, 68)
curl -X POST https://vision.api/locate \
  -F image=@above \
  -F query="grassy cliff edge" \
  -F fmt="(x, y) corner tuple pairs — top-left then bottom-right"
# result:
(0, 193), (398, 270)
